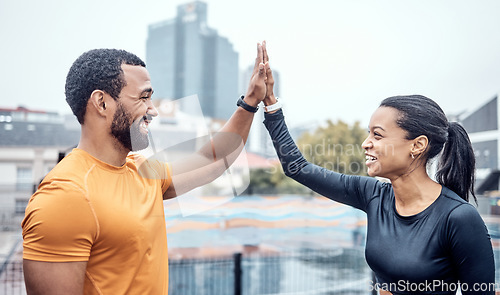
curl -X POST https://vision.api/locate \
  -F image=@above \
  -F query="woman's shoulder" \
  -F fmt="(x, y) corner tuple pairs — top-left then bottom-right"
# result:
(344, 175), (391, 193)
(440, 186), (469, 205)
(437, 187), (484, 229)
(351, 175), (393, 205)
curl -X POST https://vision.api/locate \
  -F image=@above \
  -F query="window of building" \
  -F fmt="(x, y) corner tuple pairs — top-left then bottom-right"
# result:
(0, 115), (12, 122)
(16, 167), (33, 191)
(15, 199), (29, 214)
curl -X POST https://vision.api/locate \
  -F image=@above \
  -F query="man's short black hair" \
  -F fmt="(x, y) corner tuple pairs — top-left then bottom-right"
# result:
(65, 49), (146, 124)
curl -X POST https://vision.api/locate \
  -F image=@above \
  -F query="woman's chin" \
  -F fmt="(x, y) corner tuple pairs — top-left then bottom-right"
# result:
(366, 168), (381, 178)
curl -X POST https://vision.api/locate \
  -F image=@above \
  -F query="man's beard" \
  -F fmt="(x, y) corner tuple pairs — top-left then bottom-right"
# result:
(110, 103), (149, 152)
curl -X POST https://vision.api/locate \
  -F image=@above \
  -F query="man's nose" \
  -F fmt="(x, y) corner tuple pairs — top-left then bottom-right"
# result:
(146, 100), (158, 117)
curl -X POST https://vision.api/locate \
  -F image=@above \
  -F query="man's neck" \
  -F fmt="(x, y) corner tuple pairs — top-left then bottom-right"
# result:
(78, 128), (129, 167)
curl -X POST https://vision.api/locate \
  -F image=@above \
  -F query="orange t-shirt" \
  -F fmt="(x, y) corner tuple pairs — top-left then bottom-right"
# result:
(22, 148), (172, 295)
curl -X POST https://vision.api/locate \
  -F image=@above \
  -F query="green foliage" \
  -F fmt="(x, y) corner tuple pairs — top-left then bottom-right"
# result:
(245, 120), (367, 195)
(297, 120), (366, 175)
(245, 167), (312, 195)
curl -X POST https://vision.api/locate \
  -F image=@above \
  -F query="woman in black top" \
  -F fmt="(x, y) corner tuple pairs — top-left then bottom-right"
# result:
(258, 46), (495, 294)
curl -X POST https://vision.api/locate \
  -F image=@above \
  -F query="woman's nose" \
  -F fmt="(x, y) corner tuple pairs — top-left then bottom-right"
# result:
(361, 136), (372, 150)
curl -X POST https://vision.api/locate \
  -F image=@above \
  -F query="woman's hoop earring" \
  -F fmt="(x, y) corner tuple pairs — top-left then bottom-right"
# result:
(411, 153), (415, 159)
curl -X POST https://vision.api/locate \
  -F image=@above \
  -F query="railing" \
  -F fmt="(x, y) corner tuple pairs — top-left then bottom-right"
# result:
(5, 245), (500, 294)
(1, 247), (373, 295)
(0, 260), (24, 295)
(3, 209), (500, 294)
(0, 210), (23, 232)
(0, 239), (24, 295)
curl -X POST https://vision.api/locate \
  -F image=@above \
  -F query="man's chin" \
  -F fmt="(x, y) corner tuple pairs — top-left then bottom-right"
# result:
(128, 125), (150, 152)
(130, 139), (149, 152)
(130, 144), (149, 152)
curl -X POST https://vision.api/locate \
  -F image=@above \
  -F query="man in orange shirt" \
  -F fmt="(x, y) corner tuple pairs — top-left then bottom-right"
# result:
(22, 42), (271, 294)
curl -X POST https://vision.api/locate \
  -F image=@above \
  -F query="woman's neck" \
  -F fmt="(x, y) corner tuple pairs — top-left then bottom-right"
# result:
(390, 169), (442, 216)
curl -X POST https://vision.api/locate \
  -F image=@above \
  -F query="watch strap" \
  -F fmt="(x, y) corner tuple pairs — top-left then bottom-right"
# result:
(237, 95), (258, 113)
(264, 98), (282, 113)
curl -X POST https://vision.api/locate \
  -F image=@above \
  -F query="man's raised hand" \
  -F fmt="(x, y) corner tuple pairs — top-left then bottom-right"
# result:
(262, 41), (277, 106)
(244, 42), (268, 107)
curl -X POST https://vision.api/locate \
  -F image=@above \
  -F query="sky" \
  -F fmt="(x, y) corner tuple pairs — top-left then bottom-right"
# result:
(2, 0), (500, 127)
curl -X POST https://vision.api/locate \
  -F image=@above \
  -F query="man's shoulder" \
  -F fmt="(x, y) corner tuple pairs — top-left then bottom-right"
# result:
(28, 154), (92, 217)
(128, 153), (168, 180)
(40, 149), (93, 191)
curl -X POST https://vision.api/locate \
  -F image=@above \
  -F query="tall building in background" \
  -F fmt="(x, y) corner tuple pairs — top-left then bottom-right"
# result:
(146, 1), (239, 120)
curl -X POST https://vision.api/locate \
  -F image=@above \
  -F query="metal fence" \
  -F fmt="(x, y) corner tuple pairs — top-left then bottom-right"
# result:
(0, 210), (22, 232)
(0, 260), (24, 295)
(1, 247), (373, 295)
(240, 248), (372, 295)
(0, 239), (24, 295)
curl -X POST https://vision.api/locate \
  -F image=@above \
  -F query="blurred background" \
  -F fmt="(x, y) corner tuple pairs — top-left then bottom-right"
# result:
(2, 0), (500, 294)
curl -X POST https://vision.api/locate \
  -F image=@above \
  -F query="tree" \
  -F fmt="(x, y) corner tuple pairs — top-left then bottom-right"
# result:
(245, 119), (367, 195)
(298, 120), (366, 175)
(297, 119), (366, 176)
(246, 167), (311, 195)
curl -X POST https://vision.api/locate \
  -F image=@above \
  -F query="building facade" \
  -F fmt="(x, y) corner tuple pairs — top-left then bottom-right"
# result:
(146, 1), (239, 120)
(0, 107), (80, 229)
(459, 95), (500, 190)
(457, 94), (500, 217)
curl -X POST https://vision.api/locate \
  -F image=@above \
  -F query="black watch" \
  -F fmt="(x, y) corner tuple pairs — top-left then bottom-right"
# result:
(237, 95), (258, 113)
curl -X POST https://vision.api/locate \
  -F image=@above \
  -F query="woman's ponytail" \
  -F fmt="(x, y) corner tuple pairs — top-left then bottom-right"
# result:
(435, 122), (476, 203)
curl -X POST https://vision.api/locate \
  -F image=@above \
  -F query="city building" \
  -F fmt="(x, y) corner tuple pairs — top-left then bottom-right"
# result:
(0, 107), (80, 229)
(459, 94), (499, 191)
(146, 1), (239, 120)
(457, 93), (500, 215)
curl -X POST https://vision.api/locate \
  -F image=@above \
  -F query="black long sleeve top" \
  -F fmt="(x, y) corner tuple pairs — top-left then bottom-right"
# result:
(264, 109), (495, 294)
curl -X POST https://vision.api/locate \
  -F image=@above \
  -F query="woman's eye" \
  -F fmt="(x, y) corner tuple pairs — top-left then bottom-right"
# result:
(367, 129), (382, 138)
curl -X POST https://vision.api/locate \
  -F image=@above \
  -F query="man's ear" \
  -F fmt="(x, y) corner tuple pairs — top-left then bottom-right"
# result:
(89, 90), (108, 117)
(411, 135), (429, 158)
